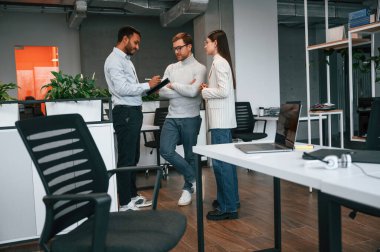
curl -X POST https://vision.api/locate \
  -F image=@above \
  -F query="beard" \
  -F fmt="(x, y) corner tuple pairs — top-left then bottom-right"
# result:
(125, 41), (135, 56)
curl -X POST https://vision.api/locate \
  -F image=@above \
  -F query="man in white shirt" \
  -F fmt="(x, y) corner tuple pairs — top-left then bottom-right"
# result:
(159, 33), (206, 206)
(104, 26), (160, 211)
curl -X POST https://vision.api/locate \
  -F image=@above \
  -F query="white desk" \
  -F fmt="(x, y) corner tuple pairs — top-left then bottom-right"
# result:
(192, 143), (380, 252)
(322, 164), (380, 209)
(257, 115), (327, 122)
(194, 143), (358, 189)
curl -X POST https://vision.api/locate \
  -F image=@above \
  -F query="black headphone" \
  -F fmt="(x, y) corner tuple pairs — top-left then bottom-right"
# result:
(304, 152), (352, 170)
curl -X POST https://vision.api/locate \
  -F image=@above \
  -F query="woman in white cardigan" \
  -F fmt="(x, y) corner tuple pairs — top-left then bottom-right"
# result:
(200, 30), (240, 221)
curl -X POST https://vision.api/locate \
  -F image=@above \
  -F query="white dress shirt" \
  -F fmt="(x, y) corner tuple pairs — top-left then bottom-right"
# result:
(104, 47), (150, 106)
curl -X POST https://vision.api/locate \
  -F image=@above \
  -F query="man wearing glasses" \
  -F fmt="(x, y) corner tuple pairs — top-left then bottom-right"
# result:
(159, 32), (206, 206)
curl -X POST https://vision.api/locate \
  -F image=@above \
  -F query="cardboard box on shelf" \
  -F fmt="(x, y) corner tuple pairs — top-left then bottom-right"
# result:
(327, 25), (345, 42)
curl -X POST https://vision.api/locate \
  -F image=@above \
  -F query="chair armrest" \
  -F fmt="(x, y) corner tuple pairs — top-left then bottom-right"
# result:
(43, 193), (111, 252)
(107, 165), (163, 210)
(43, 193), (111, 206)
(141, 128), (160, 145)
(254, 118), (267, 133)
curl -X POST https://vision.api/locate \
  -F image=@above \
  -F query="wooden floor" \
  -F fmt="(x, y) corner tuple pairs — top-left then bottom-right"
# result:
(1, 166), (380, 252)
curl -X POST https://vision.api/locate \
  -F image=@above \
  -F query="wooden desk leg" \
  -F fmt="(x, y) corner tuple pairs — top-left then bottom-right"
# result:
(195, 154), (204, 252)
(318, 191), (342, 252)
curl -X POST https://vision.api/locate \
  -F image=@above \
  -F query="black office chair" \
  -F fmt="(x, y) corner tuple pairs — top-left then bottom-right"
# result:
(16, 114), (186, 252)
(143, 107), (170, 178)
(233, 102), (268, 142)
(286, 100), (301, 105)
(366, 97), (380, 150)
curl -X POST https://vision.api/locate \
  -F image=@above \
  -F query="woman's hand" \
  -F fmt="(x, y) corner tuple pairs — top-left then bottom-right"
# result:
(200, 83), (208, 91)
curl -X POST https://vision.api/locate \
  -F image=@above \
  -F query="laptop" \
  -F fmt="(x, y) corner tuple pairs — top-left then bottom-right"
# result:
(235, 103), (301, 154)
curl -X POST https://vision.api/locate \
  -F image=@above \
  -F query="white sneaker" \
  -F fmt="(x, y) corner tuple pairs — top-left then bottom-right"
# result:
(178, 190), (192, 206)
(132, 195), (152, 208)
(119, 201), (139, 211)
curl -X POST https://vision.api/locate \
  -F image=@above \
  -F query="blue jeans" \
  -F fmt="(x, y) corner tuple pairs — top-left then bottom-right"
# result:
(211, 128), (240, 212)
(160, 116), (201, 192)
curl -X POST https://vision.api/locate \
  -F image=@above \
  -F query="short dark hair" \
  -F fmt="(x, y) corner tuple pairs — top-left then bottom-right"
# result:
(117, 26), (141, 43)
(172, 32), (193, 46)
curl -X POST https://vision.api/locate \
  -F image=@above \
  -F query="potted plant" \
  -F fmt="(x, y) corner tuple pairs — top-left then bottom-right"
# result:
(41, 71), (109, 122)
(142, 93), (160, 112)
(0, 82), (19, 127)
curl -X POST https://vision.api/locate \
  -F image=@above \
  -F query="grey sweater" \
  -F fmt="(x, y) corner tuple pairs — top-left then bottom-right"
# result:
(160, 54), (206, 118)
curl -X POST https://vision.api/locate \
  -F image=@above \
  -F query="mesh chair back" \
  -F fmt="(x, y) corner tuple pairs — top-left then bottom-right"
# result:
(143, 107), (168, 150)
(366, 97), (380, 150)
(234, 102), (254, 134)
(153, 107), (168, 127)
(15, 114), (109, 241)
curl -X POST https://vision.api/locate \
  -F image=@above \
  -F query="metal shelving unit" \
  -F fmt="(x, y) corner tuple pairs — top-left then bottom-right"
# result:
(348, 22), (380, 142)
(304, 0), (346, 148)
(304, 0), (379, 146)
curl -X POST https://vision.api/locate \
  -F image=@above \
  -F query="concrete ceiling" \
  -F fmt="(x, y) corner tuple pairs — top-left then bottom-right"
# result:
(278, 0), (374, 27)
(0, 0), (211, 28)
(0, 0), (375, 28)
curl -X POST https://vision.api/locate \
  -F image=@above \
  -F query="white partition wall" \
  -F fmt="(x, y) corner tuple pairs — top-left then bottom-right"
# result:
(233, 0), (280, 113)
(232, 0), (280, 140)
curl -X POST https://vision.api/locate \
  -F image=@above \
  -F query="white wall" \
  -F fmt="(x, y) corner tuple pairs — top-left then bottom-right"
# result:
(233, 0), (280, 114)
(0, 12), (81, 89)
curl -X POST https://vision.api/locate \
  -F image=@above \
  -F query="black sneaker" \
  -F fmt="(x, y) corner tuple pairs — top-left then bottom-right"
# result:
(206, 210), (238, 221)
(212, 200), (241, 209)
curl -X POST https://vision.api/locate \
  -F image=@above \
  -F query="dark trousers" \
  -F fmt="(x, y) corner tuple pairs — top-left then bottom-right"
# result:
(112, 105), (143, 205)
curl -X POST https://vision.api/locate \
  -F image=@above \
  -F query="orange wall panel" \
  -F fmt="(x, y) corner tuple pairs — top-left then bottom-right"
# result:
(14, 46), (59, 100)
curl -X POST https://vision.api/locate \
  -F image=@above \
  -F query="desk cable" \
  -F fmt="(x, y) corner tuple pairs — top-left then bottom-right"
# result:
(352, 163), (380, 180)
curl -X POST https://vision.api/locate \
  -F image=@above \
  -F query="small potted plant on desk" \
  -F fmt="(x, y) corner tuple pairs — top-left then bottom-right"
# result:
(0, 82), (19, 127)
(42, 71), (109, 122)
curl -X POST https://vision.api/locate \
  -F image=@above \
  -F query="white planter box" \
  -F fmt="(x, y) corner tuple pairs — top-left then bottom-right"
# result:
(142, 101), (160, 112)
(46, 100), (102, 122)
(0, 103), (19, 127)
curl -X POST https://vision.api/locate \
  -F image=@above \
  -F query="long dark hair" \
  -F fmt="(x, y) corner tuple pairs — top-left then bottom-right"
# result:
(207, 30), (236, 89)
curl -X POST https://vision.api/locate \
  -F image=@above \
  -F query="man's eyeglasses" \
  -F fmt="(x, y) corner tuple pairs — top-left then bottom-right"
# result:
(173, 44), (188, 52)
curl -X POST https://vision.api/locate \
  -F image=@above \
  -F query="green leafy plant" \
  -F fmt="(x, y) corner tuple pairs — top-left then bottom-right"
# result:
(0, 82), (18, 101)
(142, 93), (160, 102)
(352, 48), (380, 83)
(353, 49), (371, 73)
(42, 71), (109, 99)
